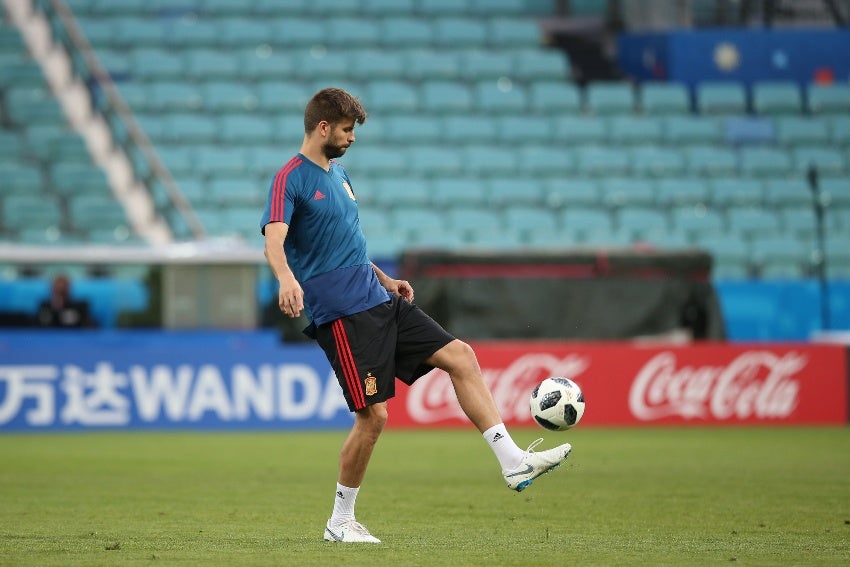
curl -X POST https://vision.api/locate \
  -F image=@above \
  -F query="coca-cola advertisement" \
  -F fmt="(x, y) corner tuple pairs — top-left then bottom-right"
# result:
(390, 342), (849, 427)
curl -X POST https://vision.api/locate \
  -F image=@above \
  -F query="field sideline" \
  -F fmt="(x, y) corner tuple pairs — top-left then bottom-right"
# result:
(0, 427), (848, 566)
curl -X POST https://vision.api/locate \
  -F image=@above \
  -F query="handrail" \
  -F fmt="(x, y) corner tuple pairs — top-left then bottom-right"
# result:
(46, 0), (207, 240)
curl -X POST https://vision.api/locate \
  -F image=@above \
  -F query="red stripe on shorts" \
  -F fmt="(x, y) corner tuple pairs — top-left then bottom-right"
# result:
(271, 157), (302, 222)
(332, 319), (365, 410)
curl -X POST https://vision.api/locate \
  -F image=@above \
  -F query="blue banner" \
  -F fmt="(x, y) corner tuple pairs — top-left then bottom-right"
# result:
(0, 330), (354, 431)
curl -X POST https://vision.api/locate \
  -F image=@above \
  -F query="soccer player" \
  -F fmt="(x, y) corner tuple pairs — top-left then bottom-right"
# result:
(260, 88), (572, 544)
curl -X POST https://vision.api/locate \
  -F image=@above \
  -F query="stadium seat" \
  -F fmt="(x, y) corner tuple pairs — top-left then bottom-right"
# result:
(473, 80), (528, 114)
(575, 147), (630, 176)
(420, 82), (473, 113)
(431, 177), (487, 207)
(561, 207), (614, 233)
(487, 177), (545, 206)
(775, 117), (831, 147)
(807, 84), (850, 114)
(655, 178), (711, 207)
(459, 50), (514, 79)
(51, 162), (112, 197)
(407, 145), (463, 176)
(640, 82), (691, 115)
(543, 178), (600, 208)
(265, 18), (325, 47)
(553, 116), (606, 145)
(440, 115), (497, 143)
(516, 145), (574, 175)
(5, 87), (65, 126)
(379, 18), (434, 48)
(629, 146), (686, 177)
(662, 116), (722, 146)
(528, 80), (582, 114)
(777, 206), (816, 238)
(600, 177), (655, 207)
(194, 145), (249, 176)
(699, 235), (751, 278)
(683, 146), (738, 177)
(68, 196), (128, 231)
(370, 178), (431, 207)
(821, 176), (850, 206)
(207, 176), (265, 206)
(751, 81), (804, 115)
(462, 146), (518, 176)
(503, 206), (558, 234)
(256, 82), (311, 113)
(465, 227), (526, 250)
(403, 50), (460, 80)
(512, 49), (570, 81)
(696, 82), (748, 115)
(750, 235), (812, 277)
(763, 178), (812, 207)
(487, 18), (541, 48)
(129, 48), (184, 80)
(496, 115), (552, 144)
(363, 81), (419, 114)
(0, 163), (43, 195)
(325, 18), (381, 47)
(585, 82), (635, 115)
(361, 0), (416, 16)
(617, 207), (669, 237)
(219, 114), (275, 144)
(216, 18), (275, 48)
(349, 50), (407, 81)
(391, 206), (445, 234)
(792, 147), (846, 176)
(433, 18), (488, 48)
(670, 205), (726, 236)
(201, 81), (259, 112)
(738, 147), (794, 178)
(829, 116), (850, 147)
(709, 177), (763, 207)
(383, 114), (443, 144)
(2, 195), (63, 230)
(607, 116), (664, 145)
(149, 82), (202, 112)
(726, 207), (782, 237)
(161, 113), (217, 143)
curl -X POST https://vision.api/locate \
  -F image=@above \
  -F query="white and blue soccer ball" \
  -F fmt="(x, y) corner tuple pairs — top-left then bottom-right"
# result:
(529, 377), (586, 431)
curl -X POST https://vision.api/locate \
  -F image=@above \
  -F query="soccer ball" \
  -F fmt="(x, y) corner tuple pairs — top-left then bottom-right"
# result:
(529, 377), (586, 431)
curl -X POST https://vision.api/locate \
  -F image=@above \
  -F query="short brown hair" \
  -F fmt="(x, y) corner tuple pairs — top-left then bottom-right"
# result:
(304, 88), (367, 132)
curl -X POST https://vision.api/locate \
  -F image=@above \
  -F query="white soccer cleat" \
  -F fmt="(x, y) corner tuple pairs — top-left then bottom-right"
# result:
(503, 438), (572, 492)
(323, 519), (381, 543)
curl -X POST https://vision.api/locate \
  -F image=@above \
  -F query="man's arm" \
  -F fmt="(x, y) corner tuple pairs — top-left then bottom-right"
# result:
(264, 222), (304, 318)
(371, 262), (414, 302)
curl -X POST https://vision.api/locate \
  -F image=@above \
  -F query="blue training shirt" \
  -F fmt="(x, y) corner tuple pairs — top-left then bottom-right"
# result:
(260, 154), (390, 326)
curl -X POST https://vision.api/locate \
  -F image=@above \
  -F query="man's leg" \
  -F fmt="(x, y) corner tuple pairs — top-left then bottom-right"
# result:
(324, 402), (386, 543)
(426, 339), (572, 492)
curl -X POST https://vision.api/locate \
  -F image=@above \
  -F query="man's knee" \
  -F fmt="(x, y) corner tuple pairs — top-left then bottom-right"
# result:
(355, 402), (388, 434)
(429, 339), (481, 375)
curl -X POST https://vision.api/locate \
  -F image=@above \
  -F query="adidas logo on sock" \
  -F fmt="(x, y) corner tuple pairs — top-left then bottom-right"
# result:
(336, 490), (344, 499)
(492, 432), (504, 442)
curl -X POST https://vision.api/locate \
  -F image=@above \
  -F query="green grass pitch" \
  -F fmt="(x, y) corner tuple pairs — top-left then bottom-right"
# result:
(1, 427), (848, 566)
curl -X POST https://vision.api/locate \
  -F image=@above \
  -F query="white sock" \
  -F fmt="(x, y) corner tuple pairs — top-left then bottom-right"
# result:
(483, 423), (525, 471)
(329, 483), (358, 527)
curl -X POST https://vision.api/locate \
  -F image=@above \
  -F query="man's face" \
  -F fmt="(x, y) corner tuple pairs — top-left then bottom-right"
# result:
(322, 118), (356, 159)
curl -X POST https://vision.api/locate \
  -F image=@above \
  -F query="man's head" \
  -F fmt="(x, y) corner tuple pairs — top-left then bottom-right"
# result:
(303, 88), (367, 160)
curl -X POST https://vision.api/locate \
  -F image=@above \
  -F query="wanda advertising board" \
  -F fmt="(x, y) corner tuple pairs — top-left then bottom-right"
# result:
(392, 342), (849, 428)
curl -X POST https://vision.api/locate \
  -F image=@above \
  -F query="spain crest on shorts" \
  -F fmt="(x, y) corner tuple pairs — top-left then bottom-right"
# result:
(364, 372), (377, 396)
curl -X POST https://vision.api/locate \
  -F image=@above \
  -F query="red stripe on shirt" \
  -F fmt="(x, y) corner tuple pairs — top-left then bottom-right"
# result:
(271, 157), (302, 222)
(332, 319), (365, 410)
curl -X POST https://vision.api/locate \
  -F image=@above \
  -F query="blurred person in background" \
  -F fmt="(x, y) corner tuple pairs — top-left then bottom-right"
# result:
(36, 274), (94, 328)
(261, 87), (572, 544)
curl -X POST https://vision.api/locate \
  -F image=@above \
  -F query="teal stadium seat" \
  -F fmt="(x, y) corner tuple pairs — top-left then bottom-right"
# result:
(433, 18), (488, 48)
(543, 178), (600, 207)
(431, 178), (487, 207)
(420, 82), (473, 113)
(194, 145), (248, 176)
(440, 114), (498, 143)
(383, 115), (442, 144)
(670, 205), (726, 237)
(5, 87), (65, 126)
(726, 207), (781, 237)
(149, 82), (202, 112)
(738, 147), (794, 178)
(617, 207), (669, 238)
(792, 147), (846, 176)
(699, 235), (750, 278)
(325, 18), (381, 48)
(2, 195), (62, 230)
(390, 206), (445, 236)
(364, 81), (419, 114)
(208, 176), (265, 206)
(496, 115), (552, 144)
(752, 82), (804, 115)
(710, 177), (763, 207)
(807, 84), (850, 114)
(696, 82), (748, 115)
(460, 50), (515, 79)
(217, 18), (275, 47)
(256, 82), (310, 113)
(414, 0), (469, 16)
(465, 227), (525, 250)
(474, 80), (528, 114)
(683, 145), (738, 177)
(821, 176), (850, 206)
(488, 177), (544, 206)
(446, 207), (501, 233)
(763, 178), (811, 207)
(130, 48), (184, 81)
(184, 49), (241, 80)
(778, 207), (816, 238)
(750, 235), (812, 277)
(268, 18), (326, 47)
(202, 81), (258, 112)
(528, 81), (582, 114)
(470, 0), (526, 15)
(516, 145), (574, 175)
(585, 82), (635, 115)
(487, 19), (541, 48)
(160, 113), (217, 143)
(350, 50), (407, 81)
(0, 163), (42, 195)
(512, 49), (570, 81)
(600, 177), (655, 207)
(403, 50), (460, 80)
(370, 178), (430, 207)
(554, 116), (606, 145)
(408, 145), (463, 177)
(463, 146), (518, 176)
(629, 146), (686, 177)
(561, 207), (613, 234)
(219, 114), (275, 144)
(608, 116), (664, 145)
(344, 146), (408, 178)
(379, 18), (434, 48)
(829, 116), (850, 146)
(361, 0), (416, 16)
(575, 147), (630, 176)
(663, 116), (723, 145)
(775, 117), (831, 147)
(640, 82), (691, 115)
(51, 162), (111, 197)
(68, 196), (128, 232)
(655, 178), (710, 207)
(503, 206), (559, 235)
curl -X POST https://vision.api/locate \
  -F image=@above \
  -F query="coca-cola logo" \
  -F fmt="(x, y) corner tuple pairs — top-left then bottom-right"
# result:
(407, 353), (588, 423)
(629, 351), (806, 421)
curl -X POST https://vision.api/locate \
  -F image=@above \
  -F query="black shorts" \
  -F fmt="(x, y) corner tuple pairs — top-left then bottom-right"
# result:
(314, 295), (455, 412)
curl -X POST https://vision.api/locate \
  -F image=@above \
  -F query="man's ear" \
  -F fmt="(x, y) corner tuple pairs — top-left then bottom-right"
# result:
(317, 120), (330, 137)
